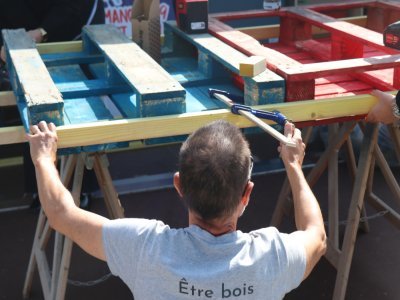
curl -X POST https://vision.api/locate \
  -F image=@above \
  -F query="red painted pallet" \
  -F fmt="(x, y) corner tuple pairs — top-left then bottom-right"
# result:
(208, 1), (400, 102)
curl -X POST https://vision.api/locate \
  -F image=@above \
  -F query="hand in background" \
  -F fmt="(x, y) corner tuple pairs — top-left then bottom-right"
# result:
(366, 90), (397, 124)
(27, 28), (46, 43)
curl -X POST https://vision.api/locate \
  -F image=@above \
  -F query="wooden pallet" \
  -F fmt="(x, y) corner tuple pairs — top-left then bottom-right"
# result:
(2, 24), (186, 151)
(209, 1), (400, 102)
(208, 2), (400, 300)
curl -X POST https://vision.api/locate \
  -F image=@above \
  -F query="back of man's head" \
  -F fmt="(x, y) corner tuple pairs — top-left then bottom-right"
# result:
(178, 120), (252, 221)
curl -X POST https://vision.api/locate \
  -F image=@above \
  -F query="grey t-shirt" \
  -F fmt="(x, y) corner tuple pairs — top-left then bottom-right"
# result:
(103, 218), (306, 300)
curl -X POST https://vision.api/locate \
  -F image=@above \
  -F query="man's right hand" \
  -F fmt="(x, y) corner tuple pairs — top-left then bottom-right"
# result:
(366, 90), (397, 124)
(278, 122), (305, 169)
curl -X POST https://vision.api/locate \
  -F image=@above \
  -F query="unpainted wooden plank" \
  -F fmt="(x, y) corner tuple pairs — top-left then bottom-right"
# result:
(37, 41), (82, 54)
(240, 56), (266, 77)
(1, 93), (383, 148)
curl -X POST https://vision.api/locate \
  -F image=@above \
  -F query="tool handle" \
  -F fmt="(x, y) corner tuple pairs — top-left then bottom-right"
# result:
(212, 93), (296, 147)
(208, 88), (244, 103)
(231, 104), (288, 126)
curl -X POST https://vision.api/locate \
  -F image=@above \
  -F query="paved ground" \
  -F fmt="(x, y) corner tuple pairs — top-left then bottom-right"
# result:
(0, 136), (399, 299)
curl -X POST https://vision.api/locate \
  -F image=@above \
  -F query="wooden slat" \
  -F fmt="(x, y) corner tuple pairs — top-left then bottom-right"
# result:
(282, 54), (400, 81)
(34, 248), (51, 299)
(208, 18), (302, 72)
(83, 25), (185, 101)
(165, 22), (284, 105)
(37, 41), (82, 54)
(2, 29), (64, 125)
(0, 93), (381, 148)
(333, 124), (378, 300)
(286, 7), (399, 55)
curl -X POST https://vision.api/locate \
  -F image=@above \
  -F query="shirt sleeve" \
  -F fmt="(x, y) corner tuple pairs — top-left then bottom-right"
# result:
(276, 231), (307, 292)
(102, 218), (166, 286)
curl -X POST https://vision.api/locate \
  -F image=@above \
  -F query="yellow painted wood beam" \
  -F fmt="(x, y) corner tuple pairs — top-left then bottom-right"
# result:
(237, 15), (368, 41)
(0, 93), (383, 148)
(36, 40), (82, 54)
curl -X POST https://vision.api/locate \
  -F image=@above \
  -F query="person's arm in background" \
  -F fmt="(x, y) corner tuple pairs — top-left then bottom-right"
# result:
(278, 123), (327, 280)
(0, 0), (100, 61)
(26, 121), (108, 261)
(366, 90), (400, 125)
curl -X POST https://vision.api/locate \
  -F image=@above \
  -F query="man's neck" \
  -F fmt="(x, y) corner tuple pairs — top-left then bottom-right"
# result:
(189, 212), (238, 236)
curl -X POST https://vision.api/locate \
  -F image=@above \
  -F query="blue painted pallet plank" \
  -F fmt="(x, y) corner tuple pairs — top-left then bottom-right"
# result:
(82, 25), (186, 113)
(47, 64), (128, 152)
(162, 56), (229, 87)
(56, 79), (132, 99)
(42, 52), (104, 67)
(87, 63), (140, 119)
(109, 93), (139, 119)
(2, 29), (64, 126)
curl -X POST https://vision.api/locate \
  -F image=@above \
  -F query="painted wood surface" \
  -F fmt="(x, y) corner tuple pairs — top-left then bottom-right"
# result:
(164, 22), (285, 105)
(282, 54), (400, 81)
(2, 29), (64, 125)
(0, 93), (382, 148)
(210, 1), (400, 101)
(285, 7), (400, 54)
(83, 25), (185, 101)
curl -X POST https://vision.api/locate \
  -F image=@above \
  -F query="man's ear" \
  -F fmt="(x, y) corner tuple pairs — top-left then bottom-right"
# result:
(174, 172), (183, 197)
(241, 181), (254, 207)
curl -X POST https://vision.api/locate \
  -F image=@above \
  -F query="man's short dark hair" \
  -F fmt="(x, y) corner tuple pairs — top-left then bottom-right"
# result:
(178, 120), (252, 220)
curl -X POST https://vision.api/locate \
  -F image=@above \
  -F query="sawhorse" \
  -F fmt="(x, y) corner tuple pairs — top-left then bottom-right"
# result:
(22, 152), (124, 300)
(271, 122), (400, 300)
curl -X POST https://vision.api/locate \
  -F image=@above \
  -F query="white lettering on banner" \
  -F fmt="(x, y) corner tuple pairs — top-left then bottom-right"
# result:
(105, 6), (133, 36)
(104, 0), (172, 38)
(160, 2), (170, 36)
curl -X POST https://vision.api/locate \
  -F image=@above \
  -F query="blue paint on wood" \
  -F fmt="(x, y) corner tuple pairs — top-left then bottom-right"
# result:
(56, 79), (132, 99)
(244, 76), (286, 105)
(82, 25), (186, 118)
(198, 51), (229, 79)
(42, 52), (104, 67)
(48, 64), (128, 152)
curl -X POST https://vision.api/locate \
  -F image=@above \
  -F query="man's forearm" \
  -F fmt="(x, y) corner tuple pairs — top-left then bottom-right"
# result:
(34, 159), (76, 229)
(286, 165), (324, 233)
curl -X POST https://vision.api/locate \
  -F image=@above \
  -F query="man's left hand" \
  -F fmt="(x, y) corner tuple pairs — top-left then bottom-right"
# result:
(26, 121), (58, 167)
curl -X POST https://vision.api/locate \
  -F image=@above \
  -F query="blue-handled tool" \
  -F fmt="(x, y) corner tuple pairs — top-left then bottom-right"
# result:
(230, 104), (288, 127)
(208, 88), (296, 147)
